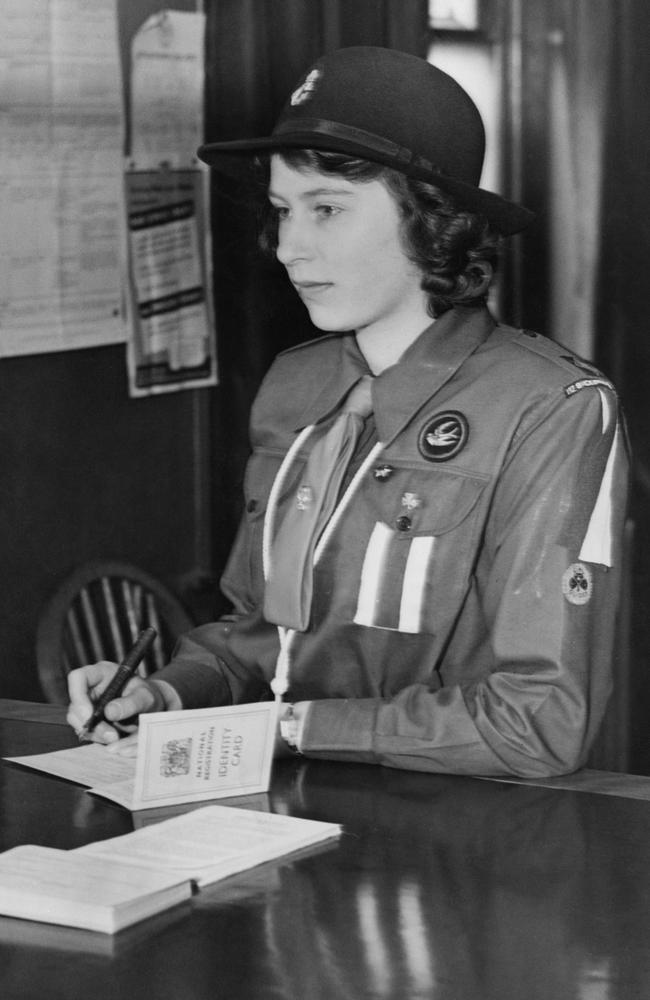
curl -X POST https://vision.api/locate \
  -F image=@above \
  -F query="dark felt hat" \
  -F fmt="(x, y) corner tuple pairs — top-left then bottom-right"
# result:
(197, 46), (534, 236)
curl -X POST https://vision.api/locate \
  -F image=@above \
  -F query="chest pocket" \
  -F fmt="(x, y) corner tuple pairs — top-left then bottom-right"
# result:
(346, 465), (488, 635)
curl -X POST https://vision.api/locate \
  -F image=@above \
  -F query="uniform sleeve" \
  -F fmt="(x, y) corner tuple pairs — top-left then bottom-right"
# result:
(299, 385), (630, 777)
(153, 529), (279, 710)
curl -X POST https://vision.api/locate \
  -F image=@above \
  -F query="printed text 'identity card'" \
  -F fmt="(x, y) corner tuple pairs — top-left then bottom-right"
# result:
(129, 703), (278, 810)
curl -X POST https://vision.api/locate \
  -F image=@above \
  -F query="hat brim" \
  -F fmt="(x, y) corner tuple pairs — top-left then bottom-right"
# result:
(197, 132), (534, 236)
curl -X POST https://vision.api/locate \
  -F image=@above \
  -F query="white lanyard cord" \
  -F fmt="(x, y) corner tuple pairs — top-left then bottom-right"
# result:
(262, 425), (315, 702)
(264, 437), (385, 701)
(262, 425), (316, 585)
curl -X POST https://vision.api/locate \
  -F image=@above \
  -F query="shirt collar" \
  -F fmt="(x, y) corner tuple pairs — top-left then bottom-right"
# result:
(293, 333), (370, 429)
(294, 306), (496, 442)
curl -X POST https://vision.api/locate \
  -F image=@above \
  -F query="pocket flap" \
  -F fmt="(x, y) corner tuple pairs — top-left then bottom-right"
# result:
(365, 466), (488, 537)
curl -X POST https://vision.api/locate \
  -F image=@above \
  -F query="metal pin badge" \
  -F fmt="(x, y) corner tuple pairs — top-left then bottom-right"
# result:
(296, 486), (313, 510)
(401, 492), (422, 511)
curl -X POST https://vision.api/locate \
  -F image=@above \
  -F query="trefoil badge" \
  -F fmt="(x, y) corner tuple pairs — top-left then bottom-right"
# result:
(401, 492), (422, 511)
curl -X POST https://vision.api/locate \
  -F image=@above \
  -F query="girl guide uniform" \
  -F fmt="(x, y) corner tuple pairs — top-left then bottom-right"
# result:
(155, 303), (629, 778)
(67, 48), (630, 777)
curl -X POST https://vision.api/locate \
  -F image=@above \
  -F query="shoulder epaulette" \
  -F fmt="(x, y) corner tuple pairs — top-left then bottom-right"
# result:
(513, 329), (615, 390)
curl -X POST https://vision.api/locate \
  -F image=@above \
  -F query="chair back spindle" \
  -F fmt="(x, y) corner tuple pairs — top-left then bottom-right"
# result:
(36, 561), (194, 704)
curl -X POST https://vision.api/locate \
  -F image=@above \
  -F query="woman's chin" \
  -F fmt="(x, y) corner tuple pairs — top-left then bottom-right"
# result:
(303, 306), (353, 333)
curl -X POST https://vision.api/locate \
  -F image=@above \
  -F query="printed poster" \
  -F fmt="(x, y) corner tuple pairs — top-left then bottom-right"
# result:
(124, 167), (217, 395)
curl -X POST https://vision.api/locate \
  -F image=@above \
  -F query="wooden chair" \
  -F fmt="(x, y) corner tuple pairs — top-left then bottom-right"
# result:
(36, 561), (194, 704)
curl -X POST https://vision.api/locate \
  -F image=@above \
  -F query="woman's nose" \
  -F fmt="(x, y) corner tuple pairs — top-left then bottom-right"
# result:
(276, 216), (312, 267)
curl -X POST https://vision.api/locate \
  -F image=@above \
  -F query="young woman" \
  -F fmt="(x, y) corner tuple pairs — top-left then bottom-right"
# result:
(68, 47), (629, 777)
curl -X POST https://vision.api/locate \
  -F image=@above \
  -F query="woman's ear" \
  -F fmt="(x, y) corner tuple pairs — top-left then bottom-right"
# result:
(467, 261), (493, 298)
(452, 261), (493, 304)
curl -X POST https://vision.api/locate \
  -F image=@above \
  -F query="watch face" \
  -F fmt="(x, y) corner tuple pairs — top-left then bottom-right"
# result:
(280, 705), (301, 751)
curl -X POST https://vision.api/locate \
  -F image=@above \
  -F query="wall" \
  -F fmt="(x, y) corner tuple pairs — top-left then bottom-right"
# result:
(0, 0), (217, 701)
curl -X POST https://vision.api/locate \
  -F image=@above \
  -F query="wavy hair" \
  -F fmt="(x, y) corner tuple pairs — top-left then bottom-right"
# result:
(257, 149), (502, 317)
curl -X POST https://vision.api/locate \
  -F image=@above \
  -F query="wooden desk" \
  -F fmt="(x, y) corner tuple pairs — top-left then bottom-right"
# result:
(1, 701), (650, 1000)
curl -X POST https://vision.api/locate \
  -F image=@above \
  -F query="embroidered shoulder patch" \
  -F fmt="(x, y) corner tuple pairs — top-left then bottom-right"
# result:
(418, 411), (469, 462)
(565, 377), (615, 397)
(562, 562), (592, 605)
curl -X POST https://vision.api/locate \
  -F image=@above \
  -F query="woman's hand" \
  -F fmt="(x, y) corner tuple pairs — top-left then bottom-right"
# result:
(66, 661), (164, 747)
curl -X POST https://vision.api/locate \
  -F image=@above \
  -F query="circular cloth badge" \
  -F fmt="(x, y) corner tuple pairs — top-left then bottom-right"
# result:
(562, 562), (593, 605)
(418, 411), (469, 462)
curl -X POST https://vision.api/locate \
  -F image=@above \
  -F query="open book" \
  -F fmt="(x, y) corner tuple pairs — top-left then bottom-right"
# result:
(0, 805), (341, 934)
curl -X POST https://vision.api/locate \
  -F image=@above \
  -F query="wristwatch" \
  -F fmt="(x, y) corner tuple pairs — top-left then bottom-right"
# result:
(280, 704), (302, 753)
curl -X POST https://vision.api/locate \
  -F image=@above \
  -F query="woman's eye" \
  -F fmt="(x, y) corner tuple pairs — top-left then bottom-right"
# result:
(315, 204), (340, 218)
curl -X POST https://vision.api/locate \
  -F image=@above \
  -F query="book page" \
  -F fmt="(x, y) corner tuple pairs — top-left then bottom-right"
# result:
(77, 804), (342, 886)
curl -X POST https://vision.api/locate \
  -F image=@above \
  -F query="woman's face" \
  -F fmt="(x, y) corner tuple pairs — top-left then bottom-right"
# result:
(269, 155), (430, 341)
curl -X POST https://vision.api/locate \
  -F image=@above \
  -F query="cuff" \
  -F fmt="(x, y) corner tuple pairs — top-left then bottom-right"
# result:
(280, 701), (312, 752)
(300, 698), (376, 755)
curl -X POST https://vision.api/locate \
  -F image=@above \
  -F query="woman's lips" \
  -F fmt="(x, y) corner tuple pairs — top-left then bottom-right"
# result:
(293, 281), (333, 298)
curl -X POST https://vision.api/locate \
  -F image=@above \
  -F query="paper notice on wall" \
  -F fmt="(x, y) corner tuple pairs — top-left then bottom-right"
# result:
(124, 167), (217, 395)
(0, 0), (126, 356)
(130, 9), (206, 168)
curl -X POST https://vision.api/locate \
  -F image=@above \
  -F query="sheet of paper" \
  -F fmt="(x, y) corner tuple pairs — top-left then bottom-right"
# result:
(0, 0), (125, 356)
(130, 10), (206, 168)
(5, 742), (135, 787)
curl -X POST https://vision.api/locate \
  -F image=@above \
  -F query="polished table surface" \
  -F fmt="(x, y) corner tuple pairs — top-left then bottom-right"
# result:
(2, 701), (650, 1000)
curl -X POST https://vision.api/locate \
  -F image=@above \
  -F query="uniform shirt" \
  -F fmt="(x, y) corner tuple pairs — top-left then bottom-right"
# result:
(156, 305), (630, 777)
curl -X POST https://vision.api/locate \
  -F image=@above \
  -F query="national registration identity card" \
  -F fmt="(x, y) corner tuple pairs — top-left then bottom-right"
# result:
(132, 703), (278, 808)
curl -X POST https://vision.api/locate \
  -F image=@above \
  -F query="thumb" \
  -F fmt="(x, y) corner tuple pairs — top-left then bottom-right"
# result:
(103, 683), (158, 723)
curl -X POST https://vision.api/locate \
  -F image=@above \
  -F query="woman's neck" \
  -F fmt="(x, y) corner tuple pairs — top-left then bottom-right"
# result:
(355, 313), (433, 375)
